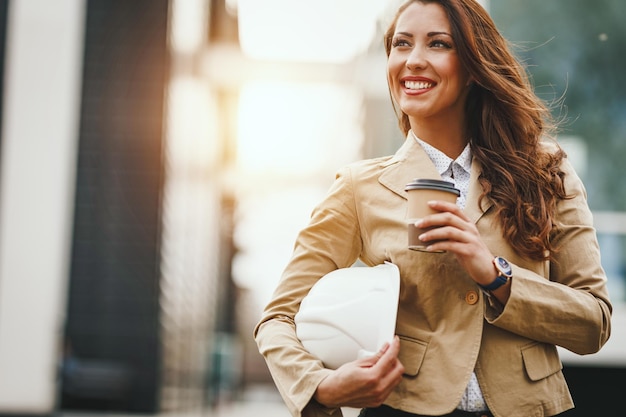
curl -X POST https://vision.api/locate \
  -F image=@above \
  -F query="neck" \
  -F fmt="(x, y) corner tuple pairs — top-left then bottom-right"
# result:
(411, 129), (469, 159)
(410, 122), (468, 159)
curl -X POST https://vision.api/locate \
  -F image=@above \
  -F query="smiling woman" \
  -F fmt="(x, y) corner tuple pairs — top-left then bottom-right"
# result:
(252, 2), (612, 417)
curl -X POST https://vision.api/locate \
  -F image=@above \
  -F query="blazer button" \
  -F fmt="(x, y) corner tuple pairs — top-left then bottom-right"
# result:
(465, 290), (479, 305)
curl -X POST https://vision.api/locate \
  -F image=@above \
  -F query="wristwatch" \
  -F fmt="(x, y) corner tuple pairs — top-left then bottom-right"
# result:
(479, 256), (513, 291)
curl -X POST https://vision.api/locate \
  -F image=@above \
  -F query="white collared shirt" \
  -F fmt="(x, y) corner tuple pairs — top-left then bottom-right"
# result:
(410, 131), (471, 210)
(411, 131), (488, 413)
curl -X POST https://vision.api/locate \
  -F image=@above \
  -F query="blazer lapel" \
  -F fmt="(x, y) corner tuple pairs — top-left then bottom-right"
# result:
(378, 135), (492, 224)
(378, 135), (441, 199)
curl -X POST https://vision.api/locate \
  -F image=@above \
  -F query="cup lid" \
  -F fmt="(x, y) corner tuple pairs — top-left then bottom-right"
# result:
(404, 178), (460, 196)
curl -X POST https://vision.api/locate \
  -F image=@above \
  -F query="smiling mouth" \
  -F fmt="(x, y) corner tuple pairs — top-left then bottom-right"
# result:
(404, 80), (434, 90)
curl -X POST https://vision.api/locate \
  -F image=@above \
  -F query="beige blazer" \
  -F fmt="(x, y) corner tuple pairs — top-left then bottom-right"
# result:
(254, 136), (612, 417)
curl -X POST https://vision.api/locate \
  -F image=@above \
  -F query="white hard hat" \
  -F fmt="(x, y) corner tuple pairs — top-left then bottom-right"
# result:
(294, 262), (400, 370)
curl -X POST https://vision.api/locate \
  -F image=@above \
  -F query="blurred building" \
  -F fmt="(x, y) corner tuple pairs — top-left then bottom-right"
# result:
(0, 0), (231, 413)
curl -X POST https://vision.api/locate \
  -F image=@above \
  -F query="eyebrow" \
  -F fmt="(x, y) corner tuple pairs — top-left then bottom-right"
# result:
(427, 31), (452, 37)
(394, 31), (452, 38)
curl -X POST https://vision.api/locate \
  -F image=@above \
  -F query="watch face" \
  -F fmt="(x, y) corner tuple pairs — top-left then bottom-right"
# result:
(495, 256), (512, 276)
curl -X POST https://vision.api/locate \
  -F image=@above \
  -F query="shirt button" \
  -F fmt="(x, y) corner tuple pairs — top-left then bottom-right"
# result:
(465, 290), (479, 305)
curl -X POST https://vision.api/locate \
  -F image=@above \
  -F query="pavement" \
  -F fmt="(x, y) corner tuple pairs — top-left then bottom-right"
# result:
(206, 385), (291, 417)
(62, 401), (292, 417)
(205, 385), (360, 417)
(208, 402), (360, 417)
(208, 400), (292, 417)
(61, 385), (360, 417)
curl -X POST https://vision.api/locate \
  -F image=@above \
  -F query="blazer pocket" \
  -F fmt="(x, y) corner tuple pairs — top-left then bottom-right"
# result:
(398, 335), (428, 376)
(521, 342), (563, 381)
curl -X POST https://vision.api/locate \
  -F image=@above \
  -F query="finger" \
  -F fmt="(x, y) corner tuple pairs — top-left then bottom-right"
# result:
(377, 350), (405, 394)
(417, 212), (467, 232)
(355, 341), (390, 368)
(427, 200), (470, 221)
(381, 359), (405, 388)
(377, 341), (391, 356)
(357, 353), (380, 368)
(373, 336), (401, 372)
(420, 224), (470, 243)
(427, 199), (459, 212)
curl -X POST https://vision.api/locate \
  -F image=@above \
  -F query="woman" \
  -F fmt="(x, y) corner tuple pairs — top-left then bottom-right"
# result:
(254, 1), (612, 416)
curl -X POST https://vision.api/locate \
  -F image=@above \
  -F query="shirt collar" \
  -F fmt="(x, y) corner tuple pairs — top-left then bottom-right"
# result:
(410, 130), (472, 176)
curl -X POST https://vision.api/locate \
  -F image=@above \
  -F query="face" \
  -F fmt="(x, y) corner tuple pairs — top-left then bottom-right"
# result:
(387, 2), (471, 125)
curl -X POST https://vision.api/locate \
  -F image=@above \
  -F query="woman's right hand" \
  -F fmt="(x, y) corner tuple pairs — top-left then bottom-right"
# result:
(313, 336), (405, 409)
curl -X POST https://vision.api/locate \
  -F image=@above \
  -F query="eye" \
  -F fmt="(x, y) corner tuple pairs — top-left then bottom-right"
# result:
(392, 38), (411, 48)
(429, 39), (453, 49)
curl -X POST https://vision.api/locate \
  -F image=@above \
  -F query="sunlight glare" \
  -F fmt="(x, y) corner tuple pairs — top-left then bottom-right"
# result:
(237, 81), (364, 179)
(167, 76), (218, 170)
(170, 0), (208, 54)
(237, 0), (389, 63)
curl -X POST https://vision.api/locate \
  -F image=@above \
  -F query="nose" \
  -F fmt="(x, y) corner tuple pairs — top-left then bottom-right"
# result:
(406, 46), (426, 71)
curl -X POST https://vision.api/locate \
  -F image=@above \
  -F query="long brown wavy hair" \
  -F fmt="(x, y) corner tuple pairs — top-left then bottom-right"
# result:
(384, 0), (569, 261)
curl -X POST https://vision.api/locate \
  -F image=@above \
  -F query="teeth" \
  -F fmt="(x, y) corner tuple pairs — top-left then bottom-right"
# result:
(405, 80), (433, 90)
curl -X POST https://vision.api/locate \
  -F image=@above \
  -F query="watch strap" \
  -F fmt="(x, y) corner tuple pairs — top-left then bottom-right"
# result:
(478, 274), (509, 291)
(479, 256), (512, 291)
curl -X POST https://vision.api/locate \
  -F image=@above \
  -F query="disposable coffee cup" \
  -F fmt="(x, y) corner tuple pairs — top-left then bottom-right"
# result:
(405, 179), (460, 252)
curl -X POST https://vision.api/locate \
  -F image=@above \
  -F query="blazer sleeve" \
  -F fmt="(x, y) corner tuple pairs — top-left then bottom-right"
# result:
(253, 166), (362, 417)
(486, 157), (612, 355)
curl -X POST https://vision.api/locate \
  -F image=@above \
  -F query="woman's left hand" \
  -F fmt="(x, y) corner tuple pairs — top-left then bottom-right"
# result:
(415, 200), (510, 302)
